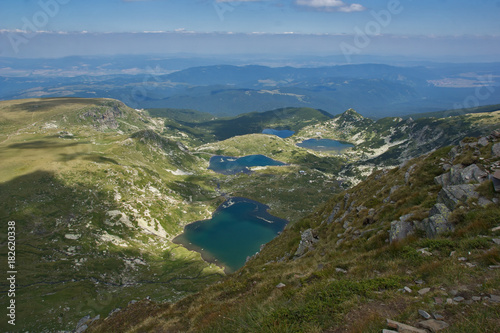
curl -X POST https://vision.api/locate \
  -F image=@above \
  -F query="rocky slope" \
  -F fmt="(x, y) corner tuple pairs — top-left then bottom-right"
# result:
(296, 108), (500, 185)
(88, 131), (500, 333)
(2, 98), (499, 332)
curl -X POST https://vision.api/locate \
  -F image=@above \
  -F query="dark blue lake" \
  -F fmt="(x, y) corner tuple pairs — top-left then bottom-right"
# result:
(173, 197), (287, 273)
(209, 155), (286, 175)
(297, 138), (354, 152)
(262, 128), (295, 138)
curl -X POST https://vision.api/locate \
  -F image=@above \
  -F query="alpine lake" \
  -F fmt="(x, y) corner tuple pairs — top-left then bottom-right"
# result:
(173, 197), (288, 273)
(297, 138), (354, 152)
(208, 154), (286, 175)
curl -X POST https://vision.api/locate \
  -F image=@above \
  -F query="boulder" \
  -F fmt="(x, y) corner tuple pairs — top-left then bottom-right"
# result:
(493, 170), (500, 193)
(437, 184), (479, 210)
(478, 137), (489, 147)
(325, 202), (341, 224)
(457, 164), (487, 183)
(429, 203), (451, 219)
(492, 143), (500, 158)
(294, 229), (319, 257)
(389, 220), (414, 243)
(435, 164), (487, 187)
(421, 215), (454, 238)
(418, 319), (449, 332)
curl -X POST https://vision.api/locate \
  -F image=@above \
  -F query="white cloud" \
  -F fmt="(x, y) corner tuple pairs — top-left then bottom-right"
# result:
(295, 0), (366, 12)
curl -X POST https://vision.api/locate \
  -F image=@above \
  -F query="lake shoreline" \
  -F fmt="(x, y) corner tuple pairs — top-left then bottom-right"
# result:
(172, 197), (288, 274)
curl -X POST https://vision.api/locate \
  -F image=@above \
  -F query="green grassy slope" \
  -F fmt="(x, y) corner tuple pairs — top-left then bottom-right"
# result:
(159, 107), (333, 142)
(0, 98), (225, 332)
(0, 98), (345, 332)
(88, 131), (500, 333)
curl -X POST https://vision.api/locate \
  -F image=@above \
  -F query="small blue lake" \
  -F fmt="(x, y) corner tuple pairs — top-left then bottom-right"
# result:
(297, 138), (354, 152)
(173, 197), (288, 272)
(209, 155), (286, 175)
(262, 128), (295, 138)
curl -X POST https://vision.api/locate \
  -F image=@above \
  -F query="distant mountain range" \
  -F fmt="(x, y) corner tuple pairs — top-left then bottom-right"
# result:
(1, 60), (499, 118)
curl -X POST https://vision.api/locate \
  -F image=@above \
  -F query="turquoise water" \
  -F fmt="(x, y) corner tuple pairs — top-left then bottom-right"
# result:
(209, 154), (286, 175)
(262, 128), (295, 138)
(173, 198), (287, 272)
(297, 138), (354, 152)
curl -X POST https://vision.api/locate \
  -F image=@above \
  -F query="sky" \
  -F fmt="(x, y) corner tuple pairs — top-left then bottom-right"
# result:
(0, 0), (500, 60)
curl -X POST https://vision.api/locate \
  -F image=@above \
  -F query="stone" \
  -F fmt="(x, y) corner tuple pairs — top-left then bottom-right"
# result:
(442, 164), (452, 171)
(446, 298), (453, 304)
(491, 226), (500, 232)
(448, 146), (459, 160)
(434, 172), (451, 187)
(432, 313), (444, 320)
(404, 286), (413, 293)
(493, 170), (500, 193)
(490, 294), (500, 303)
(76, 315), (91, 329)
(453, 296), (464, 302)
(294, 229), (319, 257)
(437, 184), (479, 210)
(75, 324), (88, 333)
(458, 257), (467, 261)
(494, 239), (500, 245)
(478, 197), (493, 207)
(382, 330), (398, 333)
(434, 297), (443, 304)
(335, 267), (347, 274)
(276, 283), (286, 289)
(326, 203), (341, 224)
(387, 319), (427, 333)
(421, 214), (454, 238)
(108, 308), (121, 316)
(418, 309), (432, 319)
(389, 220), (415, 243)
(492, 143), (500, 158)
(455, 164), (488, 184)
(478, 137), (489, 147)
(418, 287), (431, 295)
(472, 296), (481, 301)
(415, 279), (424, 284)
(418, 319), (450, 332)
(429, 203), (451, 219)
(64, 233), (82, 240)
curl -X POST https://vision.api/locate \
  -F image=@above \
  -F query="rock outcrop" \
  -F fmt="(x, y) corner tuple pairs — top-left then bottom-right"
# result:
(294, 229), (319, 257)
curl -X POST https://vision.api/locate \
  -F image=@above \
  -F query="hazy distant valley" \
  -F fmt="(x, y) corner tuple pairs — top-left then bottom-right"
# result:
(2, 56), (500, 118)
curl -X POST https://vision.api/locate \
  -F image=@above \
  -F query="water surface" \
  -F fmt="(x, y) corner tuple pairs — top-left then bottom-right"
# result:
(262, 128), (295, 138)
(173, 197), (288, 272)
(297, 138), (354, 152)
(209, 154), (285, 175)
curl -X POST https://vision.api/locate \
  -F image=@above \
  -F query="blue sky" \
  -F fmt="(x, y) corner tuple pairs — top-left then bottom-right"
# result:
(0, 0), (499, 59)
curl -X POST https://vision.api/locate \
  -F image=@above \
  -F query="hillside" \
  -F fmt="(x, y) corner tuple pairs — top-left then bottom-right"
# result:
(296, 108), (500, 185)
(89, 131), (500, 333)
(0, 98), (227, 331)
(0, 98), (343, 331)
(154, 107), (332, 142)
(1, 98), (500, 332)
